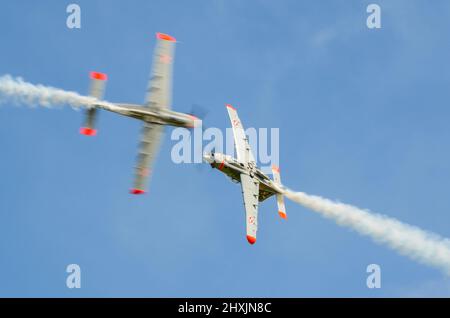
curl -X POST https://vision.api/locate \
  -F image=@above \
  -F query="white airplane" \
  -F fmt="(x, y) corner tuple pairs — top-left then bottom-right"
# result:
(80, 33), (200, 194)
(203, 105), (287, 244)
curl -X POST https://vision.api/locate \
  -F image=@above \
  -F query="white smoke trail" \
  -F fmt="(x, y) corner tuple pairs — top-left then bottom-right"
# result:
(284, 189), (450, 276)
(0, 74), (100, 109)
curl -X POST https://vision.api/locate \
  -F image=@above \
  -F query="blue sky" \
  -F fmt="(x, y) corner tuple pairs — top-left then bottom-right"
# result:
(1, 0), (450, 297)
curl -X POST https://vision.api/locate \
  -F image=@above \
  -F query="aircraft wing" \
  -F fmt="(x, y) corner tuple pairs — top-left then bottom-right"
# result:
(240, 173), (260, 244)
(130, 123), (163, 194)
(130, 33), (176, 193)
(144, 33), (176, 109)
(226, 104), (256, 164)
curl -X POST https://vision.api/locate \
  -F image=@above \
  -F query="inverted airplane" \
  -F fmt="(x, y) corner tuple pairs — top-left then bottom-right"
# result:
(80, 33), (200, 194)
(203, 105), (287, 245)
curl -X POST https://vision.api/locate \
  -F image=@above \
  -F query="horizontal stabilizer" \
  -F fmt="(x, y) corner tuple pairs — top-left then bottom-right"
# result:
(272, 165), (287, 220)
(80, 72), (107, 136)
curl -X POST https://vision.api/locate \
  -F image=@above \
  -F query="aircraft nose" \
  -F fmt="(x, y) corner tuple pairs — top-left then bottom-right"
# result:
(203, 153), (214, 164)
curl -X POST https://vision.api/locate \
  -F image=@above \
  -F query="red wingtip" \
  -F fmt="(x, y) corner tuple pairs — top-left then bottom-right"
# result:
(278, 211), (287, 220)
(130, 188), (146, 195)
(226, 104), (236, 110)
(79, 127), (97, 136)
(157, 32), (176, 42)
(246, 235), (256, 245)
(272, 165), (280, 173)
(90, 71), (108, 81)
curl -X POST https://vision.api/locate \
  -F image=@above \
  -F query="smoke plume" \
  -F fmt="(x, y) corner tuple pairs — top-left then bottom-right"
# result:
(284, 189), (450, 276)
(0, 74), (100, 109)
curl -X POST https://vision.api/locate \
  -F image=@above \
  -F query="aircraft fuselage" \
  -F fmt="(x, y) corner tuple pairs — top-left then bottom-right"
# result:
(203, 152), (284, 202)
(97, 102), (198, 128)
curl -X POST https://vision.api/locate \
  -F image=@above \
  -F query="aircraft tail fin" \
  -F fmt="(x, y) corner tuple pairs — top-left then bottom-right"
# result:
(80, 71), (107, 136)
(272, 165), (287, 219)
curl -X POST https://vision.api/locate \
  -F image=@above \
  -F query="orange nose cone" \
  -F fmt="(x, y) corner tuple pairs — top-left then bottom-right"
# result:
(187, 115), (199, 128)
(246, 235), (256, 245)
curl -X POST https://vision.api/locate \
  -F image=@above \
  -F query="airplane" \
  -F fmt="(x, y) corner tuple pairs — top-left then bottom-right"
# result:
(80, 32), (200, 194)
(203, 104), (287, 245)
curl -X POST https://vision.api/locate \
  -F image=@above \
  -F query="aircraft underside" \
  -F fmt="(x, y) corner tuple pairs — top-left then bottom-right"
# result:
(210, 160), (277, 202)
